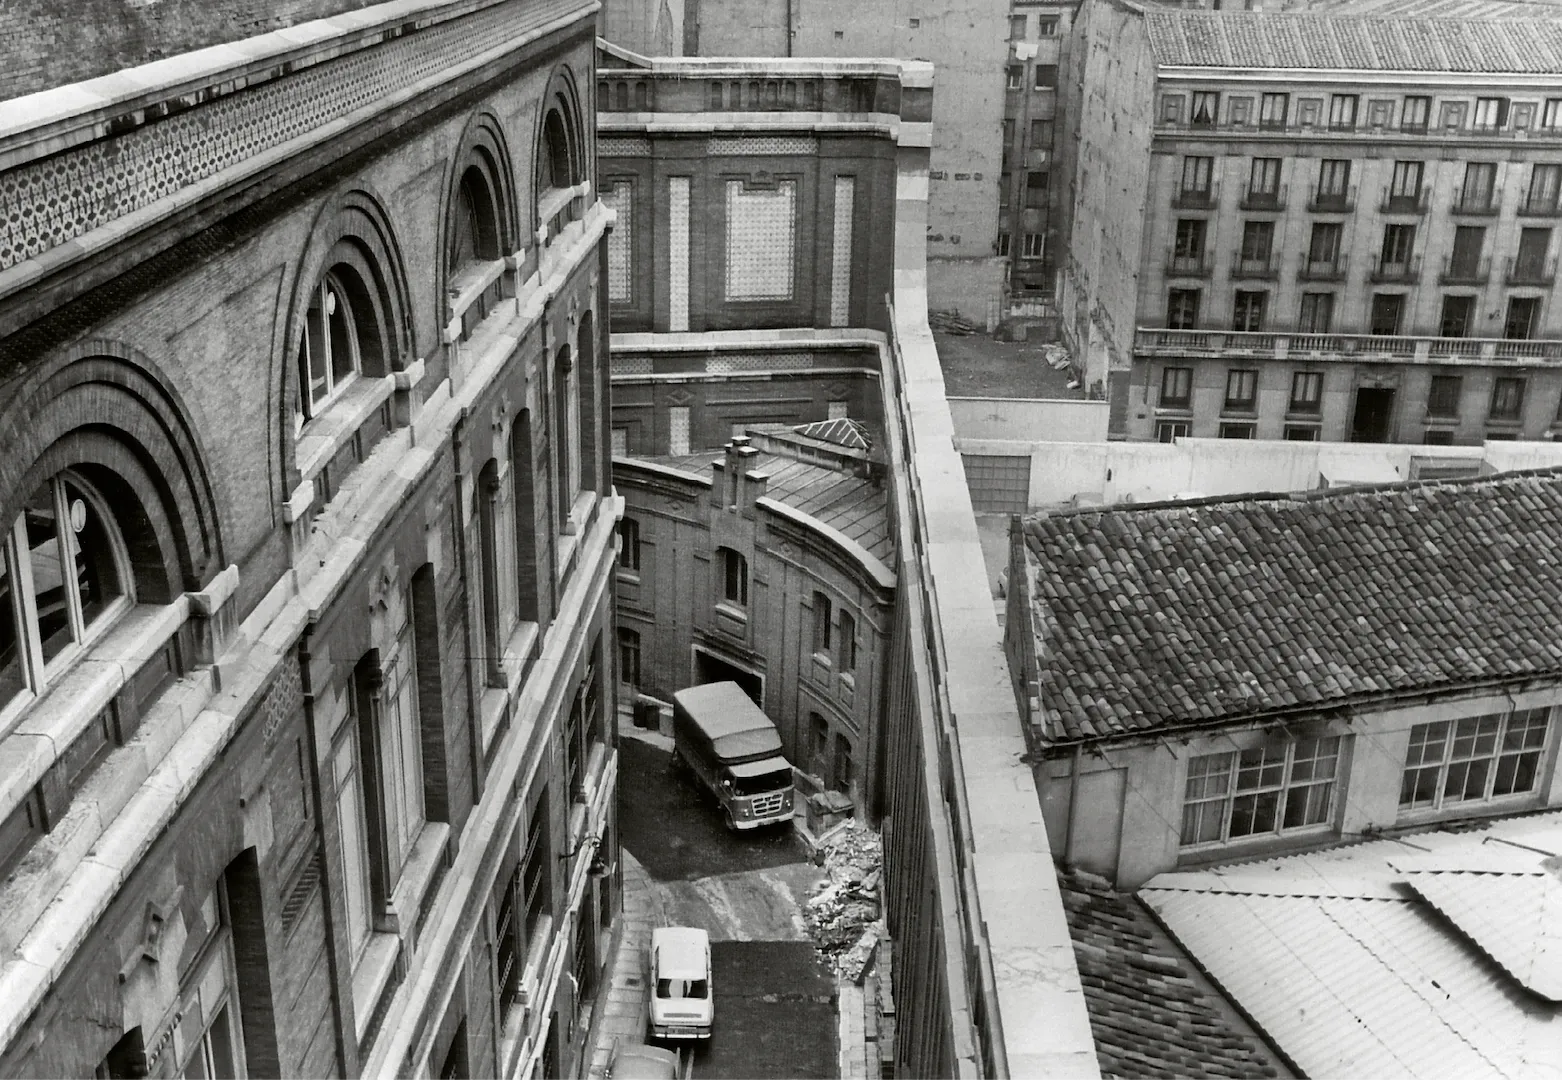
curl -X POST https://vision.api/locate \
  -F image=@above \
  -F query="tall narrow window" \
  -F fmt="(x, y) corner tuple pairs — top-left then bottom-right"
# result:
(1370, 294), (1405, 336)
(1529, 164), (1562, 213)
(1401, 95), (1431, 132)
(719, 548), (748, 606)
(812, 592), (832, 656)
(511, 412), (540, 624)
(1290, 372), (1322, 413)
(1381, 223), (1416, 268)
(477, 461), (503, 687)
(1248, 158), (1281, 199)
(809, 713), (829, 778)
(1491, 376), (1526, 420)
(1190, 91), (1219, 127)
(1259, 93), (1288, 129)
(1388, 161), (1423, 209)
(1160, 366), (1193, 407)
(1461, 162), (1498, 211)
(1506, 297), (1541, 341)
(1240, 220), (1274, 262)
(1224, 368), (1258, 408)
(1180, 156), (1214, 195)
(1427, 374), (1462, 418)
(1328, 94), (1358, 129)
(618, 627), (641, 687)
(172, 881), (247, 1078)
(523, 791), (552, 939)
(1231, 292), (1266, 333)
(1167, 290), (1200, 330)
(332, 725), (373, 961)
(838, 610), (857, 671)
(381, 607), (427, 870)
(553, 347), (579, 524)
(833, 733), (855, 794)
(619, 516), (641, 573)
(1298, 292), (1334, 333)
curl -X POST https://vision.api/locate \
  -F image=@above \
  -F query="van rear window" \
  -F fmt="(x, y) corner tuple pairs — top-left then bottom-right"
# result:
(656, 978), (709, 999)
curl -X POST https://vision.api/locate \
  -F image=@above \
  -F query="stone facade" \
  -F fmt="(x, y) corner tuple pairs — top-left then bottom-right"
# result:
(0, 3), (620, 1078)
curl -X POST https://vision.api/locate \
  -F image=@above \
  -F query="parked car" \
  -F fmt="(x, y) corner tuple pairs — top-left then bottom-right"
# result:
(647, 926), (714, 1040)
(606, 1041), (680, 1080)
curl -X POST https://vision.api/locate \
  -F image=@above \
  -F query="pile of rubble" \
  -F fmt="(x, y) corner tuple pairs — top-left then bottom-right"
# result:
(928, 309), (980, 335)
(803, 821), (884, 982)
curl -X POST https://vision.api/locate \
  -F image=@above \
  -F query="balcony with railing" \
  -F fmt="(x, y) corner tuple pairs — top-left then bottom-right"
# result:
(1519, 192), (1562, 218)
(1451, 187), (1500, 216)
(1134, 326), (1562, 366)
(1230, 249), (1280, 280)
(1297, 252), (1349, 282)
(1379, 189), (1430, 215)
(1505, 255), (1557, 287)
(1171, 181), (1220, 210)
(1308, 184), (1356, 213)
(1370, 254), (1422, 284)
(1239, 184), (1287, 212)
(1165, 250), (1213, 279)
(1439, 255), (1491, 286)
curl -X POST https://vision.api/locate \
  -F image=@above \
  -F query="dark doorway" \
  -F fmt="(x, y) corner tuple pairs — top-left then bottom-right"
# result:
(693, 650), (763, 706)
(1351, 387), (1396, 442)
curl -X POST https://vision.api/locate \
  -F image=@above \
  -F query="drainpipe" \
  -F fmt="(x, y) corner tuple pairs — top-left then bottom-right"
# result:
(785, 0), (793, 56)
(1062, 741), (1083, 869)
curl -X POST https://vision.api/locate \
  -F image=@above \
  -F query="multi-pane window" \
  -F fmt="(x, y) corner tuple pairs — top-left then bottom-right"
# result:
(1328, 93), (1358, 129)
(1506, 297), (1541, 341)
(1173, 219), (1206, 261)
(1023, 233), (1046, 259)
(1461, 162), (1498, 210)
(812, 591), (832, 656)
(1381, 223), (1416, 267)
(1190, 91), (1219, 127)
(1370, 293), (1405, 336)
(1259, 92), (1287, 129)
(1160, 366), (1193, 407)
(618, 626), (641, 687)
(838, 610), (857, 671)
(0, 472), (128, 714)
(298, 272), (362, 419)
(522, 793), (551, 938)
(1308, 222), (1342, 266)
(1427, 374), (1462, 418)
(1240, 221), (1274, 261)
(1167, 289), (1200, 330)
(1473, 96), (1509, 130)
(1284, 425), (1320, 442)
(1290, 371), (1323, 412)
(996, 233), (1011, 257)
(1037, 17), (1058, 35)
(1025, 170), (1048, 209)
(1389, 160), (1423, 205)
(332, 726), (373, 961)
(1006, 66), (1022, 91)
(174, 882), (246, 1079)
(719, 547), (748, 606)
(618, 516), (641, 573)
(1232, 291), (1266, 332)
(1219, 423), (1255, 439)
(1440, 295), (1475, 338)
(1399, 709), (1550, 810)
(1529, 164), (1562, 213)
(1157, 420), (1190, 443)
(1401, 95), (1431, 132)
(1181, 736), (1341, 846)
(1225, 368), (1258, 408)
(1180, 156), (1213, 195)
(1249, 158), (1281, 198)
(1298, 292), (1334, 333)
(1034, 65), (1058, 90)
(1317, 159), (1351, 197)
(381, 614), (426, 870)
(1491, 376), (1526, 420)
(1545, 98), (1562, 131)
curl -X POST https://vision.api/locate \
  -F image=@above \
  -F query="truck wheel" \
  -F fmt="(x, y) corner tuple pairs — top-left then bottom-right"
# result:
(724, 809), (737, 831)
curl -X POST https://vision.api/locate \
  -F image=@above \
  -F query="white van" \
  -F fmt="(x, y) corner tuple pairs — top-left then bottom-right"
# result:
(647, 927), (713, 1040)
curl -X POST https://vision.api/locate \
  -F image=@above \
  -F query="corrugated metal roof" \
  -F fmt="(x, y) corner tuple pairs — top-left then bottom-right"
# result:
(1402, 868), (1562, 1002)
(1141, 814), (1562, 1080)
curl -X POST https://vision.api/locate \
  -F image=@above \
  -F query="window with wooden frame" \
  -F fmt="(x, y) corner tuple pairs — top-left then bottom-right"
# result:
(1181, 736), (1342, 846)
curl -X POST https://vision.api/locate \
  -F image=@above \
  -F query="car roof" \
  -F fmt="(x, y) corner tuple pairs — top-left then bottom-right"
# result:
(609, 1042), (679, 1080)
(651, 926), (710, 976)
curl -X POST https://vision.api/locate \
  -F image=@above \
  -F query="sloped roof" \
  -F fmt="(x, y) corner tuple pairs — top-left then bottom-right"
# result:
(1401, 862), (1562, 1001)
(1143, 10), (1562, 72)
(793, 417), (872, 451)
(1140, 813), (1562, 1080)
(1061, 872), (1283, 1079)
(1019, 469), (1562, 745)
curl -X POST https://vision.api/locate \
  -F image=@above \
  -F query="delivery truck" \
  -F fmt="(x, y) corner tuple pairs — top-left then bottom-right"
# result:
(670, 682), (795, 830)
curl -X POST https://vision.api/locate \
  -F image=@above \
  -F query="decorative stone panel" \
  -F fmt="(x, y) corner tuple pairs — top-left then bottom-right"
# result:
(708, 136), (817, 156)
(597, 136), (652, 157)
(708, 352), (811, 373)
(668, 177), (690, 331)
(724, 179), (795, 302)
(830, 177), (856, 327)
(602, 180), (633, 303)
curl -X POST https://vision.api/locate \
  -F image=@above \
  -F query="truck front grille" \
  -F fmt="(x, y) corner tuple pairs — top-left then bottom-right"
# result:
(751, 791), (786, 817)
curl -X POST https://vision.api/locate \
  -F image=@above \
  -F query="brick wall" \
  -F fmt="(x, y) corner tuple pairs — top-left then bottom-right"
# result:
(0, 0), (383, 99)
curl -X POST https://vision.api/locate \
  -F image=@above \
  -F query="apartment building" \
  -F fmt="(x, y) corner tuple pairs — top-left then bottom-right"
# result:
(0, 2), (621, 1078)
(1000, 1), (1079, 298)
(1063, 1), (1562, 442)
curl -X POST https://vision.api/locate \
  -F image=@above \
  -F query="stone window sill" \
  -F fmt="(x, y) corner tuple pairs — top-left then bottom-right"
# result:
(352, 930), (402, 1045)
(291, 374), (397, 514)
(389, 821), (451, 936)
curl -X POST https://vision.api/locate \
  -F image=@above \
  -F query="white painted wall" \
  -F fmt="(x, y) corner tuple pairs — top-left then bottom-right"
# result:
(948, 396), (1110, 443)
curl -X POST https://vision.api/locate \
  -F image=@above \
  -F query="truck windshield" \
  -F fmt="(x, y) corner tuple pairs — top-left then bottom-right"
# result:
(730, 770), (791, 796)
(656, 978), (709, 999)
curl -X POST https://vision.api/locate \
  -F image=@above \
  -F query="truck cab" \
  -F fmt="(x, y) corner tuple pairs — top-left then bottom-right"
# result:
(648, 926), (713, 1040)
(671, 682), (795, 830)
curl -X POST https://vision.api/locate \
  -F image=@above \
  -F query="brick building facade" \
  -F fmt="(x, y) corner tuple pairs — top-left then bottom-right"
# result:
(0, 2), (620, 1078)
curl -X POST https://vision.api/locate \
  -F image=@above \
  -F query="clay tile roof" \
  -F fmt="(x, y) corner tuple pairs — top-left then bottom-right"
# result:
(1061, 871), (1282, 1079)
(1021, 469), (1562, 745)
(1143, 9), (1562, 72)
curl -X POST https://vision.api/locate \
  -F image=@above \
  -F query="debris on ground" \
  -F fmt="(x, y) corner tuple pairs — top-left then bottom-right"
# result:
(803, 822), (884, 980)
(929, 309), (980, 335)
(1043, 343), (1072, 370)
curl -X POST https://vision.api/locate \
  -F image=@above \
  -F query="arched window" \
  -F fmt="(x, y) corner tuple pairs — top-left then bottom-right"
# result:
(543, 108), (574, 192)
(297, 271), (362, 418)
(1, 470), (130, 713)
(449, 164), (502, 273)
